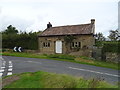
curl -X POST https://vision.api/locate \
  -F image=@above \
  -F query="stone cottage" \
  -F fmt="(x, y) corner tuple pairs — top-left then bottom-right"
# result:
(38, 19), (95, 57)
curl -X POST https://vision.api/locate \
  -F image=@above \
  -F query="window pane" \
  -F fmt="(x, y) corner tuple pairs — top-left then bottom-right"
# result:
(43, 43), (45, 47)
(75, 44), (78, 47)
(45, 42), (47, 47)
(48, 42), (50, 47)
(78, 42), (81, 47)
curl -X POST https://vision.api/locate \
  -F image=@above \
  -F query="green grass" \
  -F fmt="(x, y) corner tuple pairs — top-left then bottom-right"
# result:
(2, 52), (119, 70)
(45, 54), (75, 60)
(3, 71), (118, 88)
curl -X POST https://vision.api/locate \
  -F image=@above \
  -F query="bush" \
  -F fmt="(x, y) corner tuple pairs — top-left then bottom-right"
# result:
(2, 49), (12, 52)
(102, 41), (120, 53)
(2, 32), (38, 50)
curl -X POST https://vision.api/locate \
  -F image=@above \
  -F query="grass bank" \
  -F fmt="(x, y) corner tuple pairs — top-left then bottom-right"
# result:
(3, 71), (118, 88)
(2, 52), (119, 70)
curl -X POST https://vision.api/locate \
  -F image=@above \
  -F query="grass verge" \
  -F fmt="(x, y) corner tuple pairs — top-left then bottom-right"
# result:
(2, 52), (119, 70)
(3, 71), (118, 88)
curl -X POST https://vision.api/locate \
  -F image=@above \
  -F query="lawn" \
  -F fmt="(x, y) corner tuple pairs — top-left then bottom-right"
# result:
(3, 71), (118, 88)
(2, 52), (119, 70)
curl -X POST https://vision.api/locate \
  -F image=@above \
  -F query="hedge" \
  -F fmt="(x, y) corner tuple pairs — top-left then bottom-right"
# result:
(2, 33), (38, 50)
(102, 41), (120, 53)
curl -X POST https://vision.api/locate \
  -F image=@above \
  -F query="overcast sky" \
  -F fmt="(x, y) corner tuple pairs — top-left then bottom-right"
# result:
(0, 0), (119, 37)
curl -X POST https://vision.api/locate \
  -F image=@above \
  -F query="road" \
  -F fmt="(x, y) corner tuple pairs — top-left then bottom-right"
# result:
(0, 56), (119, 85)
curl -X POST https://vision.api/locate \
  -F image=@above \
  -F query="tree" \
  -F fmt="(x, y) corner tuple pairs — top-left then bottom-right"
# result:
(94, 32), (105, 48)
(95, 32), (105, 41)
(108, 30), (119, 41)
(3, 25), (18, 34)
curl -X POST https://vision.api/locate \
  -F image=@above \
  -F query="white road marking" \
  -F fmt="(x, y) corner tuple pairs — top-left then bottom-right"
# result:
(9, 64), (12, 66)
(0, 73), (3, 77)
(69, 67), (119, 77)
(26, 61), (42, 64)
(9, 61), (12, 63)
(1, 67), (5, 69)
(0, 57), (4, 60)
(0, 69), (4, 72)
(9, 61), (12, 65)
(8, 68), (12, 71)
(9, 66), (13, 68)
(0, 60), (6, 77)
(2, 61), (6, 66)
(2, 62), (6, 68)
(7, 61), (13, 76)
(7, 72), (12, 76)
(27, 61), (33, 62)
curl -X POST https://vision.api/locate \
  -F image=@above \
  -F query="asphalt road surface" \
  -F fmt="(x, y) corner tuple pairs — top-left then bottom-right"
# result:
(0, 56), (119, 85)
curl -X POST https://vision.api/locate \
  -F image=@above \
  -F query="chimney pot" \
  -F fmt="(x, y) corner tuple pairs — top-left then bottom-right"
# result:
(91, 19), (95, 24)
(47, 22), (52, 29)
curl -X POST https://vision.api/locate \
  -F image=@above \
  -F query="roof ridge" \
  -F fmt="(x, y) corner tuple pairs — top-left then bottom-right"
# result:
(52, 23), (91, 28)
(39, 22), (94, 36)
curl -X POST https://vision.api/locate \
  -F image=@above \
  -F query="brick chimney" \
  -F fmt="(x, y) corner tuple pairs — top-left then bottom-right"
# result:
(91, 19), (95, 34)
(91, 19), (95, 24)
(47, 22), (52, 29)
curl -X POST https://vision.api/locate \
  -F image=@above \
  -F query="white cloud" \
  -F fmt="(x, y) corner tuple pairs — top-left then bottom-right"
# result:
(0, 15), (34, 31)
(0, 7), (1, 14)
(0, 0), (119, 3)
(0, 0), (118, 36)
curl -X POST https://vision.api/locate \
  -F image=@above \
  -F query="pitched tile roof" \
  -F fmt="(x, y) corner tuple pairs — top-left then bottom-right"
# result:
(39, 22), (94, 36)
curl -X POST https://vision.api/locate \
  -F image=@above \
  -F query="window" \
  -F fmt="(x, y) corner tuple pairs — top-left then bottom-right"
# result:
(43, 42), (51, 48)
(71, 42), (81, 48)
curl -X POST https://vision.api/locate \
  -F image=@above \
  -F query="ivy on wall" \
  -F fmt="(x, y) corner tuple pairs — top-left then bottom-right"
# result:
(64, 35), (76, 43)
(63, 35), (77, 53)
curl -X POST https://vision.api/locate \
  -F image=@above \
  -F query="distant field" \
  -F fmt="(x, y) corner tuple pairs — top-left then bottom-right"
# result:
(3, 71), (118, 88)
(2, 52), (119, 70)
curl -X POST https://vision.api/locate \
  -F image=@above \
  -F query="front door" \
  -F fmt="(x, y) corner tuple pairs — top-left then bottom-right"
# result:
(55, 41), (62, 53)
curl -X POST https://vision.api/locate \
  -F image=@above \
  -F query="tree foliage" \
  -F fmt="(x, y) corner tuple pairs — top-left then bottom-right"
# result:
(95, 32), (105, 48)
(2, 25), (41, 50)
(102, 41), (120, 53)
(108, 30), (120, 41)
(64, 35), (76, 43)
(2, 25), (18, 34)
(95, 32), (105, 41)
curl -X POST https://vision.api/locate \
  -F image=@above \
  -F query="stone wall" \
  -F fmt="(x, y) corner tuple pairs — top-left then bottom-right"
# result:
(24, 50), (39, 53)
(105, 52), (120, 63)
(38, 36), (66, 54)
(38, 34), (95, 55)
(92, 47), (102, 60)
(69, 50), (92, 57)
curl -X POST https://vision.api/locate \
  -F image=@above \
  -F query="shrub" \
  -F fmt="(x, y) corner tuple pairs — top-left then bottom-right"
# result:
(102, 41), (120, 53)
(2, 32), (38, 50)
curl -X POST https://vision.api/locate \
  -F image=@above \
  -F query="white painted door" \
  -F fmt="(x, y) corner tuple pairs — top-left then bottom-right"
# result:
(55, 41), (62, 53)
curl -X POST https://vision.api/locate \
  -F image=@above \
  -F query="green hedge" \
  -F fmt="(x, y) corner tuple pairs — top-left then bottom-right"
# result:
(2, 33), (38, 50)
(102, 42), (120, 53)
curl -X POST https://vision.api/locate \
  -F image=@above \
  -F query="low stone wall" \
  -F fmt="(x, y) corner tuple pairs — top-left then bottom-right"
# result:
(24, 50), (39, 53)
(105, 52), (120, 63)
(69, 50), (92, 57)
(2, 48), (39, 53)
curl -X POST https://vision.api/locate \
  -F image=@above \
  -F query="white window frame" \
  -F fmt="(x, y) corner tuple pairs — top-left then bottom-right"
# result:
(71, 42), (81, 48)
(43, 42), (50, 48)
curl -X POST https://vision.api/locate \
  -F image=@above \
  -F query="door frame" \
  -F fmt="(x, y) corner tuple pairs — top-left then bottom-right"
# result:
(55, 40), (62, 53)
